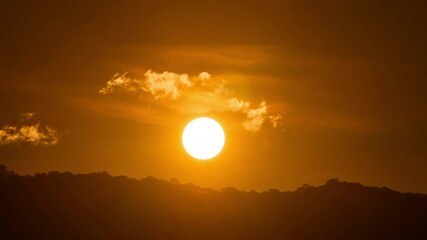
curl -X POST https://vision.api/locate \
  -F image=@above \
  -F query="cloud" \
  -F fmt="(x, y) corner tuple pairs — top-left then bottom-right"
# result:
(227, 98), (282, 132)
(0, 114), (59, 146)
(197, 72), (211, 85)
(100, 70), (281, 132)
(269, 114), (282, 128)
(99, 71), (193, 100)
(242, 101), (268, 133)
(143, 70), (192, 99)
(99, 73), (139, 95)
(228, 98), (250, 112)
(20, 112), (35, 120)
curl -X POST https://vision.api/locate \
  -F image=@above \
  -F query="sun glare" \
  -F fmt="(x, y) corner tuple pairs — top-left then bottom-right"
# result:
(182, 117), (225, 160)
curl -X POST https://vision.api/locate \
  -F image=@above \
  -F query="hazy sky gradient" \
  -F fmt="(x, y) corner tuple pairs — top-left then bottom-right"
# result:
(1, 0), (426, 192)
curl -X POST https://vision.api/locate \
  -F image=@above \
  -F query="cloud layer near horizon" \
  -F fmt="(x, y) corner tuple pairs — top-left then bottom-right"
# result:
(100, 70), (281, 132)
(0, 113), (59, 146)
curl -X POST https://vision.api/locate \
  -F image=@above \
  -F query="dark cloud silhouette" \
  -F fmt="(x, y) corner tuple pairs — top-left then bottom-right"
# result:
(1, 166), (426, 240)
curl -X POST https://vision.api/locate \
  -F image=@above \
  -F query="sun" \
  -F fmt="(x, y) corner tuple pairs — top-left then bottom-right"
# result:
(182, 117), (225, 160)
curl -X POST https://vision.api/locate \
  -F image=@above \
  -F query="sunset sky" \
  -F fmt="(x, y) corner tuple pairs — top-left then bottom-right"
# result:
(1, 0), (426, 193)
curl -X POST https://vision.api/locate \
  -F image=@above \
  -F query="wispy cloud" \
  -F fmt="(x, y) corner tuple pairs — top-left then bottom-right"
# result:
(100, 70), (282, 132)
(99, 71), (193, 99)
(197, 72), (211, 84)
(269, 114), (282, 128)
(99, 73), (138, 95)
(20, 112), (35, 120)
(228, 98), (250, 112)
(0, 114), (59, 146)
(242, 101), (268, 133)
(143, 70), (192, 99)
(228, 98), (270, 132)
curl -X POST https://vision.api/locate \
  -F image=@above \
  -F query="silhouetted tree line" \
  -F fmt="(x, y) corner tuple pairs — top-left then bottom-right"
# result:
(0, 165), (426, 239)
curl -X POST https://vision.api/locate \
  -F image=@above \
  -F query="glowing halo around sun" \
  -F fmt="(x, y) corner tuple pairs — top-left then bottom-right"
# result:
(182, 117), (225, 160)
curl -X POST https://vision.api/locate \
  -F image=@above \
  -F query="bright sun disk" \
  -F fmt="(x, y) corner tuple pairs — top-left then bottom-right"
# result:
(182, 117), (225, 160)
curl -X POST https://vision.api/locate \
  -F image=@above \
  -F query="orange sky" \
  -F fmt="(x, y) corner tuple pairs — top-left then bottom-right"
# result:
(1, 0), (427, 193)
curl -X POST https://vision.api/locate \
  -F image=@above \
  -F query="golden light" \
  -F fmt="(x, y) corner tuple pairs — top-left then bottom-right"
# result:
(182, 117), (225, 160)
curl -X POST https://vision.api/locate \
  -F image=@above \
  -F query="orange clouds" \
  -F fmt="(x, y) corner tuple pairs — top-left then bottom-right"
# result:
(228, 98), (270, 132)
(0, 114), (58, 146)
(100, 70), (282, 133)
